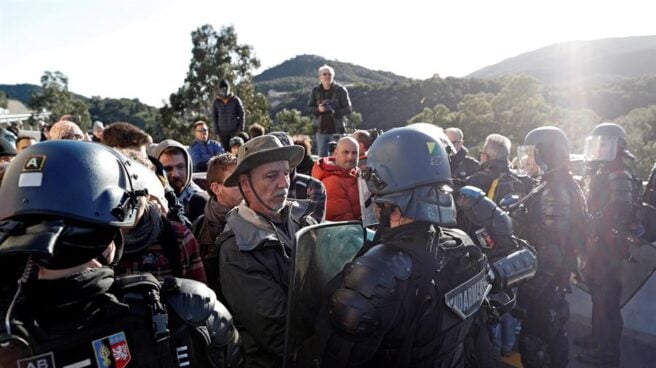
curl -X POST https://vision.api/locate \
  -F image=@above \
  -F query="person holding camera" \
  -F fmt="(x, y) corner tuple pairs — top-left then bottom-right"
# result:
(307, 64), (352, 157)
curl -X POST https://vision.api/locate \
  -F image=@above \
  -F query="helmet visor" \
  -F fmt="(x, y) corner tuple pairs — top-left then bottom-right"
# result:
(516, 145), (542, 177)
(373, 184), (457, 226)
(357, 173), (378, 227)
(584, 136), (618, 162)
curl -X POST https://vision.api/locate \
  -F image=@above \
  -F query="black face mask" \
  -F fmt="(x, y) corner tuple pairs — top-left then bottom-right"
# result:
(122, 204), (162, 254)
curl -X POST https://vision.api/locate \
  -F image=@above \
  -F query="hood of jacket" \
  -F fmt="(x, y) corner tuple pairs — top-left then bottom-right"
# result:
(153, 139), (193, 194)
(312, 157), (357, 181)
(225, 200), (311, 252)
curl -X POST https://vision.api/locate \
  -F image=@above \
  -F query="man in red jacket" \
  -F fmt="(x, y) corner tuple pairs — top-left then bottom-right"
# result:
(312, 136), (361, 221)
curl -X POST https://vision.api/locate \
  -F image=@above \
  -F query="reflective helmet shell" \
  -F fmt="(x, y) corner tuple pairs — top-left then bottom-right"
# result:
(522, 126), (569, 172)
(365, 123), (453, 196)
(0, 140), (139, 227)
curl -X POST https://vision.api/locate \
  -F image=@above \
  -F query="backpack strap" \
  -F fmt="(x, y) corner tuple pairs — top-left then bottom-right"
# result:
(113, 273), (176, 368)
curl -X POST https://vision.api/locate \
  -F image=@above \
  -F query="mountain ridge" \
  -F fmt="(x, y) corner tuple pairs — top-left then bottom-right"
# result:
(467, 35), (656, 84)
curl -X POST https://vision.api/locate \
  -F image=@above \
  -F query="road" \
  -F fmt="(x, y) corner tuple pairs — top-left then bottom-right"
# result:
(498, 275), (656, 368)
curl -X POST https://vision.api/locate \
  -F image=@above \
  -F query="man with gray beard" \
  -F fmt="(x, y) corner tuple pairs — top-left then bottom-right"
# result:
(217, 135), (316, 368)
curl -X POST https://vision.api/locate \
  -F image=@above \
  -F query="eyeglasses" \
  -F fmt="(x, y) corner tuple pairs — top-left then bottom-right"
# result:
(195, 128), (208, 133)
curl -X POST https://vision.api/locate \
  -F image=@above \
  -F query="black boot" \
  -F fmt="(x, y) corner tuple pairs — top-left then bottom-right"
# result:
(573, 334), (597, 350)
(576, 350), (619, 367)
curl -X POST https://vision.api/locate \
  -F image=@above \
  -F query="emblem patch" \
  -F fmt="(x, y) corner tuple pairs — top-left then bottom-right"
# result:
(426, 141), (444, 166)
(23, 155), (46, 171)
(92, 332), (131, 368)
(444, 269), (491, 320)
(475, 228), (495, 249)
(17, 352), (56, 368)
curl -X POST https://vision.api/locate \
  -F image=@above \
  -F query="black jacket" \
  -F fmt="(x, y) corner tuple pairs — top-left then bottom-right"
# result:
(321, 222), (489, 368)
(219, 202), (312, 368)
(451, 147), (479, 180)
(213, 95), (245, 135)
(307, 82), (352, 134)
(0, 267), (242, 368)
(466, 159), (511, 193)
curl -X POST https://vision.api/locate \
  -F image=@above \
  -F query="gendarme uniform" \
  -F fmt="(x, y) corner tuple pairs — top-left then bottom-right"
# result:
(318, 124), (491, 368)
(0, 141), (242, 368)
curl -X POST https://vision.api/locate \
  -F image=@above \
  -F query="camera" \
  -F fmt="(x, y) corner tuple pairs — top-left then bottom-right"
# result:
(321, 99), (334, 113)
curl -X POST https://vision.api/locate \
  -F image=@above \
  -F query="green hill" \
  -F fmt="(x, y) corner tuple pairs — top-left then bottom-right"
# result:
(467, 35), (656, 84)
(0, 83), (158, 129)
(254, 54), (409, 93)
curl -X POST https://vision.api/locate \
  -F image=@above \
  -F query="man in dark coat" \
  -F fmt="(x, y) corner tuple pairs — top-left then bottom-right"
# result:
(218, 135), (315, 368)
(446, 127), (479, 179)
(213, 79), (245, 150)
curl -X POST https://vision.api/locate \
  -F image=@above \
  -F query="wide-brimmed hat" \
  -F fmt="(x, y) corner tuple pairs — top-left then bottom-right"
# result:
(224, 135), (304, 187)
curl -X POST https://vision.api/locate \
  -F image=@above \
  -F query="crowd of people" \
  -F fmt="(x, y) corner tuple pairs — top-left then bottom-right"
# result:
(0, 64), (655, 368)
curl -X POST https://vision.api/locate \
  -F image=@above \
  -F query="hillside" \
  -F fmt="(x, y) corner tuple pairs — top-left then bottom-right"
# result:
(0, 84), (43, 106)
(0, 83), (158, 129)
(254, 54), (409, 93)
(467, 35), (656, 84)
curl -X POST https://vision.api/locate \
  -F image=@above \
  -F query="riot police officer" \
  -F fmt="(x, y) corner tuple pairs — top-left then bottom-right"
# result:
(0, 141), (242, 367)
(513, 126), (587, 368)
(317, 124), (492, 367)
(576, 122), (642, 366)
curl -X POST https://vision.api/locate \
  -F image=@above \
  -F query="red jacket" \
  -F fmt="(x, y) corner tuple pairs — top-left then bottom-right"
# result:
(312, 157), (361, 221)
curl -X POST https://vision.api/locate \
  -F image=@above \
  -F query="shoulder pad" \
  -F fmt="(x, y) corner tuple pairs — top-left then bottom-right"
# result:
(162, 277), (214, 326)
(455, 186), (486, 210)
(343, 244), (412, 298)
(205, 296), (240, 349)
(329, 244), (411, 337)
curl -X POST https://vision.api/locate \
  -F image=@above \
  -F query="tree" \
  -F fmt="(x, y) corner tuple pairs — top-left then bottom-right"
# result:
(456, 92), (497, 151)
(271, 109), (313, 136)
(490, 74), (551, 144)
(30, 71), (91, 129)
(158, 24), (269, 143)
(549, 107), (600, 154)
(616, 104), (656, 179)
(345, 110), (363, 133)
(407, 103), (458, 128)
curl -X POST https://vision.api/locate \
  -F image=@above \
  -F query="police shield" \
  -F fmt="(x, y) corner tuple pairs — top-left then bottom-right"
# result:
(283, 221), (366, 368)
(617, 236), (656, 307)
(574, 233), (656, 308)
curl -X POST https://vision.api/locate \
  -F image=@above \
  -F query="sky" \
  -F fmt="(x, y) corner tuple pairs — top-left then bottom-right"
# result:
(1, 0), (655, 107)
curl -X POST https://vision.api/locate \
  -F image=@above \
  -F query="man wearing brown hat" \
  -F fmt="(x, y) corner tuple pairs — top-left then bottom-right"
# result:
(217, 135), (316, 368)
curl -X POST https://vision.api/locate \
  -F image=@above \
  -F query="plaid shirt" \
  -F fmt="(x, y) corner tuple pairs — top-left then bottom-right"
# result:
(116, 219), (207, 283)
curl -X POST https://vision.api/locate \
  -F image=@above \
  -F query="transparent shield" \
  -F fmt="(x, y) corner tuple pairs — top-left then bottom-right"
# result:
(574, 239), (656, 308)
(516, 145), (542, 177)
(584, 136), (618, 162)
(358, 175), (378, 227)
(284, 221), (366, 367)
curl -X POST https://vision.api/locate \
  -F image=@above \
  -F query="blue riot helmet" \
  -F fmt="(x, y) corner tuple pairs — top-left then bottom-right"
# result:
(0, 141), (149, 269)
(362, 123), (457, 226)
(584, 122), (633, 162)
(517, 126), (569, 175)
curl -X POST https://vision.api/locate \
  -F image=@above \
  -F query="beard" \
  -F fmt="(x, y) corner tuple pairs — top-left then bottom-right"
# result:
(169, 177), (185, 193)
(268, 190), (288, 212)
